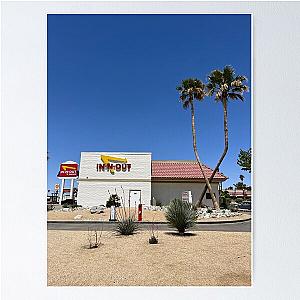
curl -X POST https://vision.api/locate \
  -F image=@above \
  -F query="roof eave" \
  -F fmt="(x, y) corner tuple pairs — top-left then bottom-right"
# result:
(151, 177), (228, 182)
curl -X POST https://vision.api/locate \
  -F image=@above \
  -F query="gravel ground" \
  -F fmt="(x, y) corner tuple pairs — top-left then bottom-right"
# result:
(48, 230), (251, 286)
(47, 208), (250, 223)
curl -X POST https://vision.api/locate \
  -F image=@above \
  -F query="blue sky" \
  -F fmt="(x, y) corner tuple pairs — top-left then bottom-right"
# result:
(47, 14), (251, 191)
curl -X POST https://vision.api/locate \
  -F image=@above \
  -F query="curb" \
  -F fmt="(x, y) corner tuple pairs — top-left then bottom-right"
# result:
(197, 217), (251, 224)
(47, 217), (251, 225)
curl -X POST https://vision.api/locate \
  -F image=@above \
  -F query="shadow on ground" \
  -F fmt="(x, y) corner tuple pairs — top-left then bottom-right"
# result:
(163, 232), (197, 237)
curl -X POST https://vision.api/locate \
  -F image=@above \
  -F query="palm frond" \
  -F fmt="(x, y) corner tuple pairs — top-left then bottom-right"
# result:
(231, 86), (248, 93)
(223, 65), (235, 84)
(235, 75), (248, 82)
(207, 66), (249, 102)
(228, 93), (244, 101)
(182, 101), (190, 109)
(176, 78), (206, 108)
(208, 70), (223, 85)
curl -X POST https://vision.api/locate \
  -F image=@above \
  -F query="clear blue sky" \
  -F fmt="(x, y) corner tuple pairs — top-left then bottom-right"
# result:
(47, 14), (251, 191)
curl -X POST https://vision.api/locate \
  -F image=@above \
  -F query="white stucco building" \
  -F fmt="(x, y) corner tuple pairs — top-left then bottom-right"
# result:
(76, 152), (227, 207)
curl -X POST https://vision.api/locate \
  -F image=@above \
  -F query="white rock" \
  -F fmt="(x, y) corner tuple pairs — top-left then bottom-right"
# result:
(74, 215), (83, 220)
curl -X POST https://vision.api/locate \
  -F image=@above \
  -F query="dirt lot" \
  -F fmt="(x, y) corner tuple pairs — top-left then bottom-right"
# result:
(48, 230), (251, 286)
(47, 208), (250, 223)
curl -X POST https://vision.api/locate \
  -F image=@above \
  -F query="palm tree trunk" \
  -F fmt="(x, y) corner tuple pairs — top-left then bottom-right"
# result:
(190, 103), (219, 209)
(242, 178), (245, 200)
(196, 99), (228, 208)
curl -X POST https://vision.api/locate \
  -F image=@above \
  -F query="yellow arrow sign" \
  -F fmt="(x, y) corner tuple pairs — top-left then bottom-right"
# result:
(62, 165), (77, 171)
(100, 155), (128, 174)
(101, 155), (127, 164)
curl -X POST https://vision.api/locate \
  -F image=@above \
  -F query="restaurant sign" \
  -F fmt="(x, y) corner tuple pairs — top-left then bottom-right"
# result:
(57, 162), (79, 178)
(96, 155), (131, 175)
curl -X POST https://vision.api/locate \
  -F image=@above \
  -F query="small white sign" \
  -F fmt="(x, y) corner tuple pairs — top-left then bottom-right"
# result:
(182, 191), (192, 204)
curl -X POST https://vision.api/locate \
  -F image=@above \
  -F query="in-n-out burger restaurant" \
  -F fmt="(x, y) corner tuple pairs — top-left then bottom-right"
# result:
(75, 152), (228, 207)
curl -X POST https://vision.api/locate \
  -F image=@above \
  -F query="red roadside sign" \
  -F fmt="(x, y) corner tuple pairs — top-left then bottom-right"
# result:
(57, 163), (78, 178)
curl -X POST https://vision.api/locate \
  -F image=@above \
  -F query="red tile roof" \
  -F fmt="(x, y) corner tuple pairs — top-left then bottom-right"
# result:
(151, 161), (228, 181)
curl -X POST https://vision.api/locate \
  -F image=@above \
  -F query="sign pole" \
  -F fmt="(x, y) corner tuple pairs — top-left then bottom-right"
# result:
(59, 178), (65, 205)
(57, 161), (79, 204)
(70, 178), (74, 199)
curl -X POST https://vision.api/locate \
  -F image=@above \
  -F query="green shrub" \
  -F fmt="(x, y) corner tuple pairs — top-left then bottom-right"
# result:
(106, 194), (121, 208)
(115, 216), (139, 235)
(156, 199), (162, 207)
(219, 190), (232, 209)
(191, 204), (198, 211)
(165, 199), (198, 234)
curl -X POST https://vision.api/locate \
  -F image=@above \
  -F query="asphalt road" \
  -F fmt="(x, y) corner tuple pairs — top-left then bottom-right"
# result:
(47, 219), (251, 232)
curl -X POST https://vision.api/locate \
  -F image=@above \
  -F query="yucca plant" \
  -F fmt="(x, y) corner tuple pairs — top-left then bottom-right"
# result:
(115, 216), (139, 235)
(110, 186), (139, 235)
(165, 199), (198, 235)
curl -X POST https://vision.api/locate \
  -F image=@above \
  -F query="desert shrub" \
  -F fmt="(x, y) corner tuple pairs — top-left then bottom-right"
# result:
(106, 193), (121, 208)
(149, 235), (158, 244)
(191, 204), (198, 211)
(87, 227), (102, 249)
(165, 198), (198, 234)
(207, 207), (213, 213)
(148, 221), (159, 244)
(156, 199), (162, 207)
(115, 216), (138, 235)
(110, 187), (138, 235)
(47, 204), (54, 211)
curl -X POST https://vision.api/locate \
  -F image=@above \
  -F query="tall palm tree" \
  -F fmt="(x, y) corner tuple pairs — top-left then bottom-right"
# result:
(176, 78), (219, 209)
(197, 66), (248, 207)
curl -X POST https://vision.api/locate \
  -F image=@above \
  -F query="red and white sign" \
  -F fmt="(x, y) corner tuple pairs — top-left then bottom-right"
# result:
(57, 162), (78, 178)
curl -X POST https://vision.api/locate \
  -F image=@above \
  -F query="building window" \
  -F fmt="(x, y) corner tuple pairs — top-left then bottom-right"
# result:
(206, 193), (216, 199)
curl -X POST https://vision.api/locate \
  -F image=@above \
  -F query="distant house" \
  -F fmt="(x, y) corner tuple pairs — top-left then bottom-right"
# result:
(61, 187), (78, 200)
(225, 189), (251, 199)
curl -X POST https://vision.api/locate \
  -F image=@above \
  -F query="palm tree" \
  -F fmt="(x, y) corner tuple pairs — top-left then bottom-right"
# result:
(176, 78), (219, 209)
(197, 66), (248, 207)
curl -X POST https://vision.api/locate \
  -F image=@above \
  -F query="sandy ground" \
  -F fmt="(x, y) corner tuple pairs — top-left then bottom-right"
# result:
(48, 230), (251, 286)
(47, 208), (250, 223)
